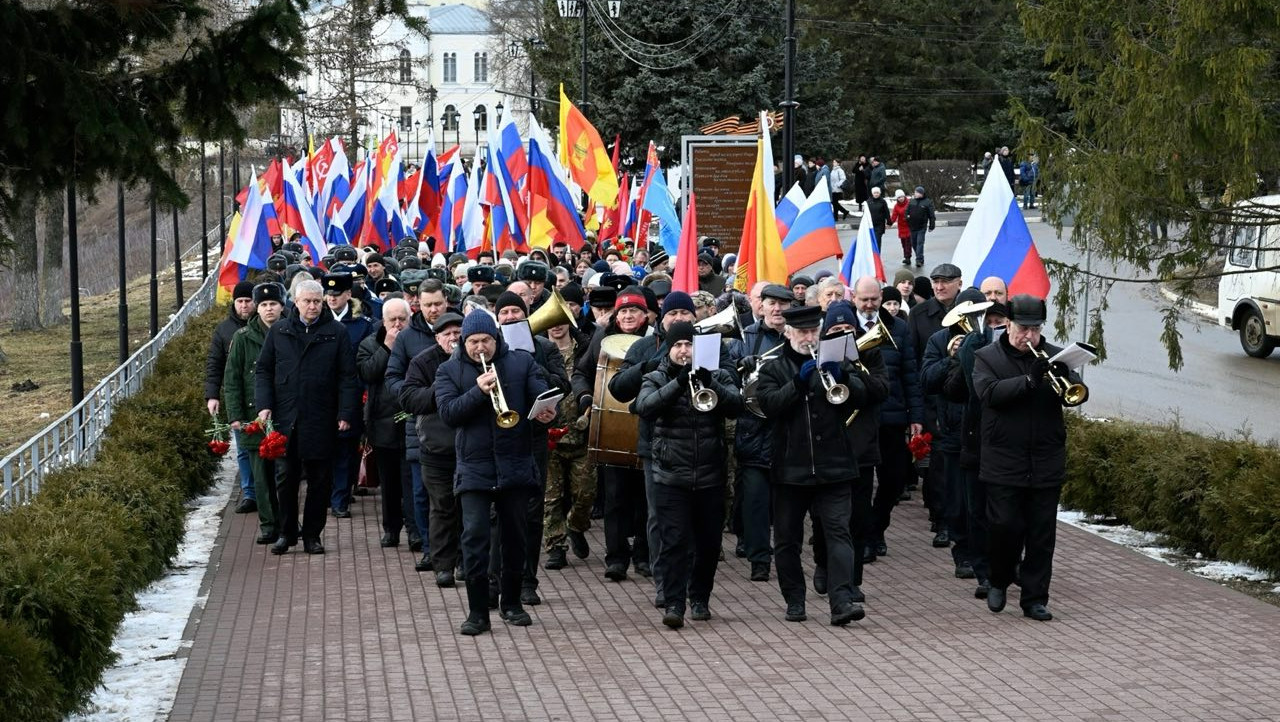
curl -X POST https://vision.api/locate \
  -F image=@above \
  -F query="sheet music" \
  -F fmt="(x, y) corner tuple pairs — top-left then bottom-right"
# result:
(818, 335), (849, 365)
(1049, 341), (1097, 371)
(527, 389), (564, 421)
(501, 320), (535, 353)
(693, 333), (721, 372)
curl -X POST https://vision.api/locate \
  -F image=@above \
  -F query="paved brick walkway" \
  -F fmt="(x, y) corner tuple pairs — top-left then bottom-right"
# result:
(171, 478), (1280, 721)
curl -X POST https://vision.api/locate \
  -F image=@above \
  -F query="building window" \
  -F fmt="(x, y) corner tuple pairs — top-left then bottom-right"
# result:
(399, 49), (412, 83)
(400, 106), (413, 132)
(443, 104), (457, 131)
(474, 52), (488, 83)
(475, 104), (487, 132)
(443, 52), (457, 83)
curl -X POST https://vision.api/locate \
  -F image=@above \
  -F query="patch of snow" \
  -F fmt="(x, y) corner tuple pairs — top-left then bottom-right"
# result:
(69, 456), (236, 722)
(1196, 561), (1272, 583)
(1059, 508), (1275, 588)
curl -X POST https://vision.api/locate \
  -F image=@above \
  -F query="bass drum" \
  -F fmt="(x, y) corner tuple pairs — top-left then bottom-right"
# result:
(587, 333), (643, 468)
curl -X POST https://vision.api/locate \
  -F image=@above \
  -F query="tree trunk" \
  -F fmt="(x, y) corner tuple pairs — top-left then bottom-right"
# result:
(10, 185), (41, 331)
(40, 189), (65, 327)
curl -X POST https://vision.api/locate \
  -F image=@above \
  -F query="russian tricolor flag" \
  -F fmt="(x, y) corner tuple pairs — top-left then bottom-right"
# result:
(774, 182), (806, 239)
(782, 180), (844, 273)
(841, 201), (885, 284)
(951, 168), (1050, 297)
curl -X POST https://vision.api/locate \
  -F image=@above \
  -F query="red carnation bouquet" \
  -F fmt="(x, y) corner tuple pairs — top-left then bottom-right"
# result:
(546, 426), (569, 451)
(907, 432), (933, 461)
(258, 420), (288, 460)
(205, 415), (232, 456)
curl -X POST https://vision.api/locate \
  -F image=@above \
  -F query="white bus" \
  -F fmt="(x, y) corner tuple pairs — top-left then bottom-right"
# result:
(1219, 196), (1280, 357)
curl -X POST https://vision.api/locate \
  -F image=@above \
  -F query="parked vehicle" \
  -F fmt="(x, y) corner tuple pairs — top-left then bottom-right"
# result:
(1219, 196), (1280, 358)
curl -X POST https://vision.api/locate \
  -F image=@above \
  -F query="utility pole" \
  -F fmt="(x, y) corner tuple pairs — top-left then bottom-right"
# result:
(781, 0), (798, 192)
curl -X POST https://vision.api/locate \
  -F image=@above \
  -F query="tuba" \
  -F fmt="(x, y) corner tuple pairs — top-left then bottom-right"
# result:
(479, 353), (520, 428)
(528, 289), (578, 334)
(695, 306), (742, 338)
(1029, 346), (1089, 407)
(942, 299), (994, 334)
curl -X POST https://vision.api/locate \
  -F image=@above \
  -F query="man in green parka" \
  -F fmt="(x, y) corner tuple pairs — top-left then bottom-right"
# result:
(223, 282), (287, 544)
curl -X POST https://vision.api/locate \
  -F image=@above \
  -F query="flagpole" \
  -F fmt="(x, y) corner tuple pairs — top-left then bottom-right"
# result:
(116, 179), (129, 365)
(172, 161), (184, 307)
(149, 189), (159, 338)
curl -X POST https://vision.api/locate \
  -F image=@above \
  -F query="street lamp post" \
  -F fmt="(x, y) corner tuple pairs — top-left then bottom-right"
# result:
(296, 87), (309, 154)
(496, 101), (504, 124)
(414, 119), (420, 160)
(509, 38), (546, 118)
(473, 106), (482, 149)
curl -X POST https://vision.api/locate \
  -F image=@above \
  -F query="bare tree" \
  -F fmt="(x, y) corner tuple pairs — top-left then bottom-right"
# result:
(304, 0), (429, 151)
(40, 192), (65, 327)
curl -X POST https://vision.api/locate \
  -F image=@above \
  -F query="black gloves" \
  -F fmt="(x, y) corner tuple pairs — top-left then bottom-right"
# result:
(1028, 357), (1049, 387)
(643, 356), (662, 373)
(694, 367), (713, 385)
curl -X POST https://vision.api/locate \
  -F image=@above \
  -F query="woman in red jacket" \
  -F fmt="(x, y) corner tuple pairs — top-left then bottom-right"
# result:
(888, 189), (913, 265)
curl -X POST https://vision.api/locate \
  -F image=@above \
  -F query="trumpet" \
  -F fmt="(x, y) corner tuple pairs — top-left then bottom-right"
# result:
(689, 371), (719, 411)
(1029, 346), (1089, 407)
(479, 353), (520, 428)
(808, 345), (849, 405)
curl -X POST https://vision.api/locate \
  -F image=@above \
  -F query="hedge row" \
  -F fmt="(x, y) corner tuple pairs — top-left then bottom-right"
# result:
(1063, 414), (1280, 576)
(0, 308), (223, 721)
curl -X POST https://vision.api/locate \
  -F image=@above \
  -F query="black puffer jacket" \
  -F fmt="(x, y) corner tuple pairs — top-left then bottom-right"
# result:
(356, 322), (403, 450)
(386, 312), (438, 461)
(920, 327), (967, 454)
(729, 321), (786, 468)
(844, 344), (889, 467)
(205, 305), (249, 400)
(905, 194), (936, 232)
(973, 333), (1081, 487)
(756, 344), (889, 485)
(907, 296), (948, 367)
(635, 359), (742, 489)
(570, 319), (651, 414)
(610, 328), (738, 460)
(399, 343), (454, 467)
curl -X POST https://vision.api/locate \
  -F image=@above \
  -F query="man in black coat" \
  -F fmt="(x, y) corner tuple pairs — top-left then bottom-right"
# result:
(571, 290), (652, 583)
(904, 186), (937, 268)
(398, 312), (465, 584)
(755, 305), (884, 626)
(973, 295), (1086, 622)
(909, 263), (964, 544)
(255, 279), (361, 555)
(806, 299), (890, 602)
(492, 291), (571, 606)
(728, 283), (792, 581)
(435, 311), (557, 635)
(356, 298), (415, 550)
(206, 280), (256, 513)
(867, 187), (891, 241)
(386, 278), (450, 556)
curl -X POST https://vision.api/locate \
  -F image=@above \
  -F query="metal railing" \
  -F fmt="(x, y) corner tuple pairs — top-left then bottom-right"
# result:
(0, 243), (221, 509)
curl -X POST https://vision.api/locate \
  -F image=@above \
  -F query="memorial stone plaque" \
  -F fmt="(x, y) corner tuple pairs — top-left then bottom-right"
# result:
(681, 136), (759, 257)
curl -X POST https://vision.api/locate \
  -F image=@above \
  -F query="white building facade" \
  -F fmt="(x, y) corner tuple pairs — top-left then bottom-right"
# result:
(292, 1), (511, 162)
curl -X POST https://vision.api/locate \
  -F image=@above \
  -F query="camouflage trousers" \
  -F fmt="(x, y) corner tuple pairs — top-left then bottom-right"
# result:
(543, 446), (597, 552)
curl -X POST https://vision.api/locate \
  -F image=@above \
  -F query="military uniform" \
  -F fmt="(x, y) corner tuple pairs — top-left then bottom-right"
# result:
(543, 336), (596, 559)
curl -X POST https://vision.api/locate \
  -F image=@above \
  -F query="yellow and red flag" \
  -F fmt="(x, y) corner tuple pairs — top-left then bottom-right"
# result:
(559, 84), (619, 209)
(734, 136), (788, 291)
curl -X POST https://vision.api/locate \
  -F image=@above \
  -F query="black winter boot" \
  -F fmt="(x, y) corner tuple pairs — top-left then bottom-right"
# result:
(460, 579), (491, 635)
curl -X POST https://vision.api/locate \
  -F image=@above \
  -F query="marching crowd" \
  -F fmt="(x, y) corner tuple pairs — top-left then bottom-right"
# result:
(206, 232), (1085, 635)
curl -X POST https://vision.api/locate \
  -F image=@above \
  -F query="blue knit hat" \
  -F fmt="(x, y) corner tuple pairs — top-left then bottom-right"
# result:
(460, 309), (499, 342)
(661, 291), (695, 317)
(823, 300), (858, 333)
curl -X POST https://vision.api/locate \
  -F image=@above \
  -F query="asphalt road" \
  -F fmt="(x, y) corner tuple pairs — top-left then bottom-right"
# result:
(813, 213), (1280, 442)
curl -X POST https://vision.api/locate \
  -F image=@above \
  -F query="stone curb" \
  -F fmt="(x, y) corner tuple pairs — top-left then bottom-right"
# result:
(1157, 285), (1219, 322)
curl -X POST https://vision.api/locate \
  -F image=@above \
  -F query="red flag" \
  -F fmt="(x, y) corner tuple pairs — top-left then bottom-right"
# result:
(610, 134), (621, 173)
(672, 192), (699, 294)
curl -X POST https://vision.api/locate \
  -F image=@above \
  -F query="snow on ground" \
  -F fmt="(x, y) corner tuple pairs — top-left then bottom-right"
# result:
(68, 456), (236, 722)
(1058, 509), (1277, 589)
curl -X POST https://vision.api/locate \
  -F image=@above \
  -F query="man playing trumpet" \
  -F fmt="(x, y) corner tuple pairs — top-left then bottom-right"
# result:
(972, 294), (1087, 622)
(756, 305), (888, 626)
(435, 312), (558, 635)
(634, 321), (742, 629)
